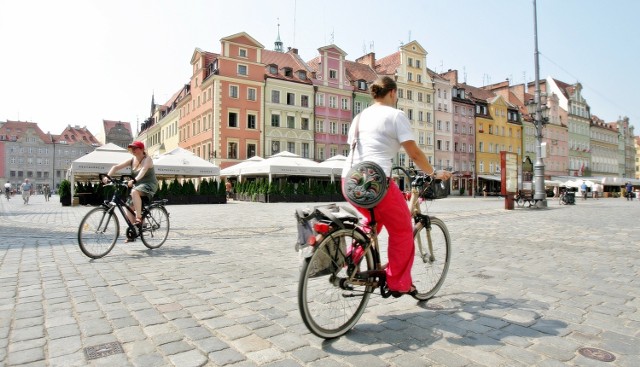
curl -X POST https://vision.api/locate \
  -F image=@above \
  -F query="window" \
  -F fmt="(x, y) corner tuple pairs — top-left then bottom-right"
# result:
(271, 90), (280, 103)
(301, 118), (309, 130)
(239, 48), (247, 57)
(407, 72), (413, 81)
(301, 95), (309, 107)
(416, 59), (421, 68)
(355, 101), (362, 114)
(271, 141), (280, 154)
(228, 112), (238, 128)
(247, 88), (256, 101)
(341, 123), (348, 135)
(479, 142), (484, 152)
(398, 89), (404, 98)
(417, 74), (422, 83)
(269, 65), (278, 74)
(437, 120), (442, 130)
(302, 143), (309, 158)
(287, 115), (295, 128)
(229, 85), (239, 98)
(315, 120), (324, 132)
(418, 92), (423, 102)
(284, 67), (293, 77)
(358, 80), (366, 90)
(329, 69), (337, 79)
(445, 141), (450, 151)
(271, 114), (280, 127)
(329, 121), (337, 134)
(407, 90), (413, 100)
(287, 92), (295, 105)
(298, 71), (307, 80)
(288, 142), (295, 153)
(247, 144), (256, 158)
(237, 64), (248, 76)
(436, 140), (442, 150)
(408, 57), (413, 67)
(316, 93), (325, 106)
(341, 98), (349, 110)
(329, 96), (337, 109)
(247, 114), (256, 129)
(408, 109), (413, 120)
(228, 142), (238, 159)
(418, 111), (423, 121)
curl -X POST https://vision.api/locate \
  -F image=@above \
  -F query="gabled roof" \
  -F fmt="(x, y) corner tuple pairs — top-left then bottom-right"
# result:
(103, 120), (132, 135)
(317, 44), (347, 57)
(306, 56), (320, 72)
(0, 120), (49, 142)
(220, 32), (265, 49)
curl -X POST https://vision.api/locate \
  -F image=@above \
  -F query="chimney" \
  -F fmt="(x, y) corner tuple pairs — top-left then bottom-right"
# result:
(287, 47), (298, 54)
(356, 52), (376, 68)
(440, 69), (458, 84)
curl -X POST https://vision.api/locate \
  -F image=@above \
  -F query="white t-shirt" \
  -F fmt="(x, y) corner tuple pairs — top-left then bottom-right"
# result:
(4, 183), (10, 189)
(342, 104), (415, 178)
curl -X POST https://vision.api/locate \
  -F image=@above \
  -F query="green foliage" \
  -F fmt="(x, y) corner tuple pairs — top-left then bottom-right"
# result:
(169, 179), (182, 196)
(58, 179), (71, 197)
(183, 179), (196, 195)
(459, 186), (465, 195)
(198, 179), (209, 195)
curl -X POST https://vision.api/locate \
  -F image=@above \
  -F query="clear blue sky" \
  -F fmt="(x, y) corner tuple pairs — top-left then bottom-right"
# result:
(1, 0), (638, 136)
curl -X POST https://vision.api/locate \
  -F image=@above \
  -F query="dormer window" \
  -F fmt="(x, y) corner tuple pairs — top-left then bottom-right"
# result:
(284, 67), (293, 77)
(297, 70), (307, 80)
(329, 69), (337, 79)
(269, 65), (278, 74)
(357, 80), (367, 90)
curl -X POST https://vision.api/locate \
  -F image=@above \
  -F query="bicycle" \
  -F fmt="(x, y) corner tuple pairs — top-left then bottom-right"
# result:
(4, 189), (10, 201)
(77, 174), (170, 259)
(296, 167), (451, 339)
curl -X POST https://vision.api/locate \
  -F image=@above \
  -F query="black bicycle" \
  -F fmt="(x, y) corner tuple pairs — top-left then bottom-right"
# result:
(297, 167), (451, 338)
(77, 174), (170, 259)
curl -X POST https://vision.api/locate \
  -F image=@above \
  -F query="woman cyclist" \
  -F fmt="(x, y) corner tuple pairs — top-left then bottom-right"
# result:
(104, 141), (157, 236)
(342, 76), (451, 297)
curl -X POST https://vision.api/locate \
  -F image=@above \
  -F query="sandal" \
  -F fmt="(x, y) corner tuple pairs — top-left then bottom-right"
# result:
(390, 284), (418, 298)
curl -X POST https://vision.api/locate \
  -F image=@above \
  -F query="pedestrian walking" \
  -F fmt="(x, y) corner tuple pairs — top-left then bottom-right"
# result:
(43, 184), (51, 202)
(580, 181), (588, 200)
(20, 179), (32, 204)
(625, 182), (633, 201)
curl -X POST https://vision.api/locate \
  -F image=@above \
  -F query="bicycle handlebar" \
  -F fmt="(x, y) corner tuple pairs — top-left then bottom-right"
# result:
(391, 166), (439, 188)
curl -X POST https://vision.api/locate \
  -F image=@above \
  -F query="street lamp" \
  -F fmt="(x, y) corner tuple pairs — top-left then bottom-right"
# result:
(528, 0), (549, 207)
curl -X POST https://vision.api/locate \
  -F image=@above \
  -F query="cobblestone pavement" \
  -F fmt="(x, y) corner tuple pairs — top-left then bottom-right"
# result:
(1, 194), (638, 366)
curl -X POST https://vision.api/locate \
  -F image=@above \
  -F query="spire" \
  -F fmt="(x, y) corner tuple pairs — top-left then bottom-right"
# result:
(274, 20), (283, 52)
(150, 92), (155, 116)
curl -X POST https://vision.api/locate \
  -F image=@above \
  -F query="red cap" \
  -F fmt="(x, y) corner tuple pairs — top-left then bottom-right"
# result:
(128, 141), (145, 150)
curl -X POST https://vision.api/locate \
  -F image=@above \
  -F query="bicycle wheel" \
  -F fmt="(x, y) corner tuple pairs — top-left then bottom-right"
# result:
(412, 216), (451, 301)
(298, 227), (373, 339)
(141, 206), (170, 249)
(78, 207), (119, 259)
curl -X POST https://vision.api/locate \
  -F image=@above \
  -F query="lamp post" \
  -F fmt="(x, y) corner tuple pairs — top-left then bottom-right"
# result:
(529, 0), (547, 207)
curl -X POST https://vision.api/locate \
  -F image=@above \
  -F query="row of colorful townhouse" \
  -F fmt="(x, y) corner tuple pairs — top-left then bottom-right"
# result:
(136, 31), (636, 196)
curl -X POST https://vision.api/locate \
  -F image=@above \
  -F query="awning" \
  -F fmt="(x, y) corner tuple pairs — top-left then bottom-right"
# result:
(478, 174), (501, 182)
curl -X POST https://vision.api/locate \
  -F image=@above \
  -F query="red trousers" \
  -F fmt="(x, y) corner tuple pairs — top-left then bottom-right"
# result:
(343, 180), (414, 292)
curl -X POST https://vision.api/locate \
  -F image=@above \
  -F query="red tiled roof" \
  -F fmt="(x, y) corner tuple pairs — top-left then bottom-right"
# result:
(458, 83), (496, 102)
(375, 51), (400, 75)
(262, 49), (313, 84)
(103, 120), (132, 134)
(0, 120), (50, 142)
(305, 56), (320, 73)
(59, 125), (100, 145)
(344, 60), (378, 85)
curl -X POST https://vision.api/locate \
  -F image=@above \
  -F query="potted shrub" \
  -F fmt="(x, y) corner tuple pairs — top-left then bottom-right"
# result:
(58, 179), (71, 206)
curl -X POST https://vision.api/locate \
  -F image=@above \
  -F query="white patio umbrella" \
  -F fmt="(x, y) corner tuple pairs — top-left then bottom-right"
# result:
(239, 151), (332, 182)
(318, 154), (347, 182)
